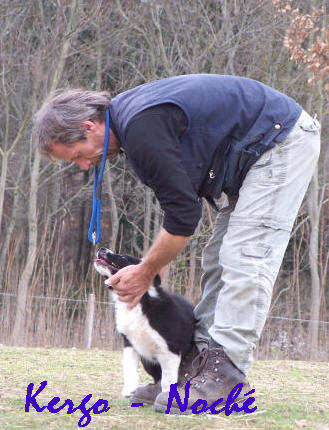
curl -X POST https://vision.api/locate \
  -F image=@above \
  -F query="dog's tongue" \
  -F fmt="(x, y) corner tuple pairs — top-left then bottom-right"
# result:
(94, 257), (109, 265)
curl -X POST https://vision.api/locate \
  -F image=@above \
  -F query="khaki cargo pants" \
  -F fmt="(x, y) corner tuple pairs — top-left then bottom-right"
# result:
(194, 110), (321, 374)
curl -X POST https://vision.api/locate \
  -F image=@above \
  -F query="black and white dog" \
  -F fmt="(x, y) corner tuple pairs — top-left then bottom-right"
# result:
(94, 247), (195, 397)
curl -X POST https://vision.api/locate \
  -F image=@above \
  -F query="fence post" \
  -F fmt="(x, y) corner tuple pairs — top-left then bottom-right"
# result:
(85, 293), (95, 349)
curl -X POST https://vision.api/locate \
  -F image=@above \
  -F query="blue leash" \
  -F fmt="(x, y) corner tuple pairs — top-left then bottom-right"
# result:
(88, 107), (110, 244)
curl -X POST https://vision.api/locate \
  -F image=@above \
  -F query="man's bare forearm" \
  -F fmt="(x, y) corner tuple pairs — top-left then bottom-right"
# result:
(110, 227), (190, 308)
(140, 227), (190, 277)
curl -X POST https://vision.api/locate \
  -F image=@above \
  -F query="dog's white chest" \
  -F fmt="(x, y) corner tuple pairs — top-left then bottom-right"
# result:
(113, 294), (168, 362)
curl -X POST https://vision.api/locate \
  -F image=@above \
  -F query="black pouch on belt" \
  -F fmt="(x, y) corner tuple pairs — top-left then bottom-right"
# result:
(198, 142), (229, 211)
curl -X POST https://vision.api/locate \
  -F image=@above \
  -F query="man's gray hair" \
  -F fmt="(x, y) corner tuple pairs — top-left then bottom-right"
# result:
(34, 89), (111, 160)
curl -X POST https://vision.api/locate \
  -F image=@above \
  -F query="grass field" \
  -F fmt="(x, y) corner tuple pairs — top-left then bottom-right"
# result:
(0, 346), (328, 430)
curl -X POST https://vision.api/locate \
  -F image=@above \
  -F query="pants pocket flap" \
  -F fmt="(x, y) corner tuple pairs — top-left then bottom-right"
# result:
(241, 246), (271, 258)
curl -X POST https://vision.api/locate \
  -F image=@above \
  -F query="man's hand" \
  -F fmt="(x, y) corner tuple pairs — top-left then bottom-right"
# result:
(110, 227), (190, 309)
(110, 263), (155, 310)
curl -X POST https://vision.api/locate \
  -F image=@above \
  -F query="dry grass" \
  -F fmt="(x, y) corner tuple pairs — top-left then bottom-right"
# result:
(0, 346), (328, 429)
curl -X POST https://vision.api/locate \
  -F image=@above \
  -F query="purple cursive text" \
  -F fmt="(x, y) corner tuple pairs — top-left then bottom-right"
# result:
(166, 381), (257, 415)
(25, 380), (110, 427)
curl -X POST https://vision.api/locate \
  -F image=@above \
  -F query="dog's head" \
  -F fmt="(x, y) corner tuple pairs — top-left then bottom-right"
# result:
(94, 248), (161, 289)
(94, 247), (140, 279)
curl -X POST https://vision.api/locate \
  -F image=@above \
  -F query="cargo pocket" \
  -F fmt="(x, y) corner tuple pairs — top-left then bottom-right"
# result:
(240, 245), (270, 272)
(240, 245), (273, 287)
(241, 245), (271, 260)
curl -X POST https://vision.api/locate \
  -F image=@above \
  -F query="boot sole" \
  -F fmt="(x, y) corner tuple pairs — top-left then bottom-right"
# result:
(154, 392), (249, 415)
(153, 402), (192, 415)
(129, 394), (155, 406)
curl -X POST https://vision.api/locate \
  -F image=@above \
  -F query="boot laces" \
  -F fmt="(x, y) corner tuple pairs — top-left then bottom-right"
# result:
(190, 347), (227, 383)
(179, 344), (198, 381)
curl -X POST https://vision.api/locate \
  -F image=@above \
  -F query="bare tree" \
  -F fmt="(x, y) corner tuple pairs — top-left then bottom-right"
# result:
(12, 0), (80, 343)
(0, 0), (327, 355)
(272, 0), (329, 357)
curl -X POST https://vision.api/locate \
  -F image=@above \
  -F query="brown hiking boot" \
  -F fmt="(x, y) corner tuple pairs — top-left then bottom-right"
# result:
(129, 343), (199, 406)
(154, 346), (251, 414)
(178, 342), (200, 385)
(130, 381), (161, 406)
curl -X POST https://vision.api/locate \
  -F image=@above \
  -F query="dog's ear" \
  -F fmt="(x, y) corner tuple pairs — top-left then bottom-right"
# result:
(153, 274), (161, 287)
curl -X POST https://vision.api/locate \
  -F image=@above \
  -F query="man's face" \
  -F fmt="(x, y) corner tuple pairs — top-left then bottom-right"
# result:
(49, 120), (120, 170)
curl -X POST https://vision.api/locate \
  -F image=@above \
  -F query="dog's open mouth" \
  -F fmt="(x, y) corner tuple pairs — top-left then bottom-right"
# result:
(94, 257), (120, 273)
(94, 248), (140, 281)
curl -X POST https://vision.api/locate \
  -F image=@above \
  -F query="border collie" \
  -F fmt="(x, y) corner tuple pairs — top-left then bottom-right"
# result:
(94, 247), (195, 397)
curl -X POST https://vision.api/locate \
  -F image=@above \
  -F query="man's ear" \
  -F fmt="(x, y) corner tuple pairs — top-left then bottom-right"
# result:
(82, 120), (97, 134)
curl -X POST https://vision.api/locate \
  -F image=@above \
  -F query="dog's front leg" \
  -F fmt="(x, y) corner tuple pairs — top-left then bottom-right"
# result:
(121, 345), (140, 397)
(157, 352), (181, 393)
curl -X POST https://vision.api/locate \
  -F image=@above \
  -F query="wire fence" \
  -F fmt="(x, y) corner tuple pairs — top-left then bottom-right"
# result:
(1, 291), (329, 324)
(0, 292), (115, 306)
(0, 291), (328, 361)
(0, 291), (122, 350)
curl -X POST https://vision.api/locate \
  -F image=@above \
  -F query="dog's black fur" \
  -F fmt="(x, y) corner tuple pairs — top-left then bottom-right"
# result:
(94, 247), (195, 395)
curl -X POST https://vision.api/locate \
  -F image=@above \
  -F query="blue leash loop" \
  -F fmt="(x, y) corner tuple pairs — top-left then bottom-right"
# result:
(88, 107), (110, 244)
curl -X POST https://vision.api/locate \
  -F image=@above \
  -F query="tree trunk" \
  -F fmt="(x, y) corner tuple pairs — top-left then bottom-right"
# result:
(0, 156), (27, 289)
(307, 67), (324, 359)
(307, 170), (321, 359)
(0, 152), (8, 231)
(11, 149), (40, 344)
(11, 0), (79, 344)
